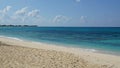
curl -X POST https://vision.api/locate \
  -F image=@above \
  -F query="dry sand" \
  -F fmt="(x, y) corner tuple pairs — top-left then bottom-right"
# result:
(0, 37), (120, 68)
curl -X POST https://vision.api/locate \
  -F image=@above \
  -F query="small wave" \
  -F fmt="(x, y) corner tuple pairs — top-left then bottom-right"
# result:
(65, 47), (97, 53)
(0, 35), (23, 41)
(0, 35), (97, 53)
(83, 49), (97, 52)
(74, 47), (97, 52)
(7, 37), (23, 41)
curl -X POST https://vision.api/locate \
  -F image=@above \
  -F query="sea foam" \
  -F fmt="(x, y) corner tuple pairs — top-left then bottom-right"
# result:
(0, 35), (23, 41)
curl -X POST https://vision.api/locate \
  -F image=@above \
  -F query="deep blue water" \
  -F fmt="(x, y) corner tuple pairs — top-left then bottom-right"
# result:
(0, 27), (120, 55)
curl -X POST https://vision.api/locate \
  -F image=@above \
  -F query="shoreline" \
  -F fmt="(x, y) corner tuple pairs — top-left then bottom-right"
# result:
(0, 36), (120, 68)
(0, 35), (120, 56)
(0, 36), (96, 56)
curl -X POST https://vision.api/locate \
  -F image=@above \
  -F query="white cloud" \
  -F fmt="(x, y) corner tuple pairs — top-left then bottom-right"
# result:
(28, 9), (40, 18)
(0, 6), (12, 23)
(53, 15), (70, 23)
(15, 7), (28, 16)
(0, 6), (12, 14)
(3, 6), (11, 13)
(27, 9), (45, 24)
(75, 0), (80, 2)
(11, 7), (44, 24)
(12, 7), (29, 22)
(0, 6), (71, 25)
(80, 16), (87, 23)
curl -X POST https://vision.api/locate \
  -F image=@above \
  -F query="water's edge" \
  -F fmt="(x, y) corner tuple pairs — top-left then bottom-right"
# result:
(0, 35), (120, 56)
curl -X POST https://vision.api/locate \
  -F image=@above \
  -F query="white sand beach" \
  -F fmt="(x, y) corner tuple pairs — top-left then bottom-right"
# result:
(0, 37), (120, 68)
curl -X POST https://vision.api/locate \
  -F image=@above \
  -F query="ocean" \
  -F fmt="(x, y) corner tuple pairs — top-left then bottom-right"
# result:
(0, 27), (120, 55)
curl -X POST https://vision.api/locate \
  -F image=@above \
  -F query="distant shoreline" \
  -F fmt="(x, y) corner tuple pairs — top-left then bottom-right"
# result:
(1, 25), (120, 27)
(0, 25), (38, 27)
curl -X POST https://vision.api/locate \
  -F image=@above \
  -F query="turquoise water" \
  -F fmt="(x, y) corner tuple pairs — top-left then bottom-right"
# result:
(0, 27), (120, 55)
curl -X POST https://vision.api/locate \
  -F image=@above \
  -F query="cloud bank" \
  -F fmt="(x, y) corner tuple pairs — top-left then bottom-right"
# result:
(0, 6), (71, 25)
(0, 6), (44, 25)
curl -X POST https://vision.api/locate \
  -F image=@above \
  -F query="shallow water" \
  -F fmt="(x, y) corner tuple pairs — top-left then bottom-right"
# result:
(0, 27), (120, 55)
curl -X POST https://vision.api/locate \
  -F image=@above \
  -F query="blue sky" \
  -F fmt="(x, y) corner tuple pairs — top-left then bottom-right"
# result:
(0, 0), (120, 27)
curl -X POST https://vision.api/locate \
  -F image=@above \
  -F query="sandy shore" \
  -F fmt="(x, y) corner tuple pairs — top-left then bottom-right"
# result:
(0, 37), (120, 68)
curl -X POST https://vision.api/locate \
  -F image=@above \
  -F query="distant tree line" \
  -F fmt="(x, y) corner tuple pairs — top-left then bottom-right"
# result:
(0, 25), (38, 27)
